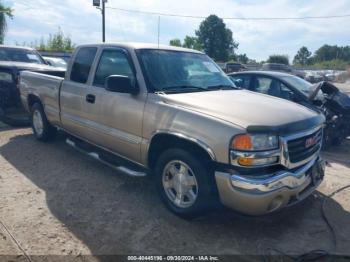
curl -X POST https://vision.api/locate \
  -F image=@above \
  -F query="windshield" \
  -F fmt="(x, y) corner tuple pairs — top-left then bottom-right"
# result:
(281, 75), (313, 96)
(0, 48), (45, 64)
(137, 49), (236, 93)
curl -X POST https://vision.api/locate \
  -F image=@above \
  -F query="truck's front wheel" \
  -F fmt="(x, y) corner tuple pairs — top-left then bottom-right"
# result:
(31, 103), (56, 141)
(154, 148), (216, 218)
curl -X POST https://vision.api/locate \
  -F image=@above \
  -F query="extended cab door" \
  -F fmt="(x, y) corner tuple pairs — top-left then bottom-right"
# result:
(60, 46), (99, 138)
(84, 47), (146, 163)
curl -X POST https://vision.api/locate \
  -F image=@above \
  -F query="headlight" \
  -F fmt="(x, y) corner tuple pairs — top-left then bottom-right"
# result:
(230, 134), (279, 167)
(231, 134), (278, 151)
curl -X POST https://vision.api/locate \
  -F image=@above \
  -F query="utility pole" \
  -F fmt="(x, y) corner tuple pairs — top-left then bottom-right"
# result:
(102, 0), (106, 42)
(93, 0), (107, 42)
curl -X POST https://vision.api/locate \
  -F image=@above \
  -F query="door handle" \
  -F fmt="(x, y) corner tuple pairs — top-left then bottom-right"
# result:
(86, 94), (95, 104)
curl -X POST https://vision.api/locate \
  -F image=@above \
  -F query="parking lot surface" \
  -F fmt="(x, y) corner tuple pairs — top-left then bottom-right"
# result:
(0, 126), (349, 260)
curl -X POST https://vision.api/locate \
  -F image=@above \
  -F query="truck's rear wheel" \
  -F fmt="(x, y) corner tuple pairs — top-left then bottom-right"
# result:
(154, 148), (217, 218)
(31, 103), (56, 141)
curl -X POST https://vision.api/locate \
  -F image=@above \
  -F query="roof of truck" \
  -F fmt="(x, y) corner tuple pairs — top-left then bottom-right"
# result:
(78, 42), (204, 54)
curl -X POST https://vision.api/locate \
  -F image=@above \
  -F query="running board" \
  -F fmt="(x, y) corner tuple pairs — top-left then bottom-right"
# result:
(66, 138), (147, 177)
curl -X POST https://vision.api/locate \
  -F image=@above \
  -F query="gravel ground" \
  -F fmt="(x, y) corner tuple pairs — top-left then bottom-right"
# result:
(0, 126), (350, 260)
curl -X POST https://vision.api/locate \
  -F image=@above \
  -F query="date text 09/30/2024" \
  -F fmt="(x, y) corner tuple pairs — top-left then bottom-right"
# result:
(127, 256), (219, 261)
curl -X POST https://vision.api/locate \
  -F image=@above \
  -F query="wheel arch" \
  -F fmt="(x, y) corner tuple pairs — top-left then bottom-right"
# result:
(27, 94), (43, 110)
(147, 131), (216, 169)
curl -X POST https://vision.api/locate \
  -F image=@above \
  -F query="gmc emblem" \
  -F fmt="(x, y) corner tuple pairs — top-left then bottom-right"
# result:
(305, 136), (318, 148)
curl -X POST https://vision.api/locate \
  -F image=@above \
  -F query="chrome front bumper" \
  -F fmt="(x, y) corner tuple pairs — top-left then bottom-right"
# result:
(215, 157), (325, 215)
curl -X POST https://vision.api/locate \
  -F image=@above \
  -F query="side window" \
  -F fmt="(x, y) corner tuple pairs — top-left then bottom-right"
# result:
(93, 49), (134, 87)
(229, 75), (250, 89)
(70, 47), (97, 84)
(279, 82), (295, 101)
(254, 77), (295, 101)
(254, 77), (273, 94)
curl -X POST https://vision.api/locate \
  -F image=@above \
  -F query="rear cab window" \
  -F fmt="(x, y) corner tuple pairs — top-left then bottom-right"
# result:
(70, 47), (98, 84)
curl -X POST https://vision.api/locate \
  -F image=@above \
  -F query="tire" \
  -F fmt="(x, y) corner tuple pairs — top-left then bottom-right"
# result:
(154, 148), (217, 219)
(31, 103), (56, 141)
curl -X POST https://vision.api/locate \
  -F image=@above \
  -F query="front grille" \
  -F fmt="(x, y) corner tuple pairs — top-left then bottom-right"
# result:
(287, 129), (322, 163)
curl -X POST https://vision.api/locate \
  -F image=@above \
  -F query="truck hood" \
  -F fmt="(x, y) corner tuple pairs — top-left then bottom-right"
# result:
(0, 61), (65, 72)
(161, 90), (324, 135)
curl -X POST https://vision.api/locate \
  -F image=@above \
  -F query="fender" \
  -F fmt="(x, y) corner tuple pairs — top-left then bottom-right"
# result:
(148, 130), (217, 161)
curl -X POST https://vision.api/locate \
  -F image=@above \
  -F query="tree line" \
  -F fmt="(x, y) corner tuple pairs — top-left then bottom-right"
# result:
(37, 28), (75, 52)
(293, 45), (350, 69)
(14, 28), (75, 52)
(266, 45), (350, 70)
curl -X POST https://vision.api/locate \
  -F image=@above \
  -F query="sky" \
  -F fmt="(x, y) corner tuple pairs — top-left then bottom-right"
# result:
(3, 0), (350, 61)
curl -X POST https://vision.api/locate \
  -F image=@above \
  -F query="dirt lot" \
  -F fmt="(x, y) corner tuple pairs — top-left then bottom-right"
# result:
(0, 125), (350, 260)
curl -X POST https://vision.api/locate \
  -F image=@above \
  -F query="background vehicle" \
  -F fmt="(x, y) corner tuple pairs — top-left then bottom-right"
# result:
(262, 63), (305, 79)
(304, 71), (324, 83)
(228, 71), (350, 147)
(262, 63), (292, 73)
(20, 43), (325, 218)
(216, 62), (247, 73)
(0, 45), (65, 126)
(225, 62), (247, 73)
(310, 81), (350, 146)
(43, 56), (67, 69)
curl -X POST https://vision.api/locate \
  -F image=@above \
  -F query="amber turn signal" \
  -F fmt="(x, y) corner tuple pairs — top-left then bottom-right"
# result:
(237, 157), (254, 166)
(232, 134), (252, 150)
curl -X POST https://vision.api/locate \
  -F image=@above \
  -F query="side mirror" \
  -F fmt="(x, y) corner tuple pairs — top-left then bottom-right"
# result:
(105, 75), (139, 95)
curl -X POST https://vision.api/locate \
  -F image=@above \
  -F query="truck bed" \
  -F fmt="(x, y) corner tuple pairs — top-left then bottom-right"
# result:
(20, 70), (64, 125)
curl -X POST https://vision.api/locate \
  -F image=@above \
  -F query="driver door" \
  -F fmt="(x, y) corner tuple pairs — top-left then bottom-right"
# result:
(86, 47), (146, 163)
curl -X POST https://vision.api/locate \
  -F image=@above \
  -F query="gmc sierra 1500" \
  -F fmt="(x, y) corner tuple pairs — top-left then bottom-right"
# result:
(19, 43), (325, 218)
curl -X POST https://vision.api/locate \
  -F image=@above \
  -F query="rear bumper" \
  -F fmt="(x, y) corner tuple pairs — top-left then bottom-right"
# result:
(215, 157), (325, 215)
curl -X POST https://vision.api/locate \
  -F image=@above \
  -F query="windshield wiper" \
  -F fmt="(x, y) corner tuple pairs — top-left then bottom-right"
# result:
(159, 85), (207, 94)
(206, 84), (239, 90)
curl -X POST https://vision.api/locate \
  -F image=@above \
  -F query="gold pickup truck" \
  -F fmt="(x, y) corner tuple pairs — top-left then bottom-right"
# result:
(19, 43), (325, 218)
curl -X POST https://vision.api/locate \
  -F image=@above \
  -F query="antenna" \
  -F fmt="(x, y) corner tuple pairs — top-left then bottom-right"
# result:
(156, 16), (160, 77)
(157, 16), (160, 48)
